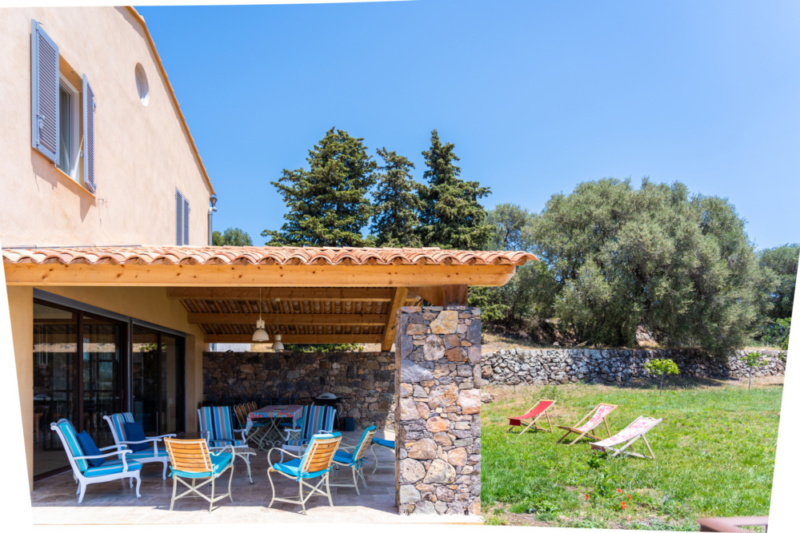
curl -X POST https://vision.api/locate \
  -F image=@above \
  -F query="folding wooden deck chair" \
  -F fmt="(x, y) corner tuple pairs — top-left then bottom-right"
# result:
(507, 399), (556, 434)
(556, 403), (618, 445)
(163, 438), (235, 512)
(267, 432), (343, 514)
(590, 416), (662, 459)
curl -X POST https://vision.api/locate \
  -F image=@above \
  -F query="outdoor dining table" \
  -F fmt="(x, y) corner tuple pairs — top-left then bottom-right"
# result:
(246, 404), (304, 450)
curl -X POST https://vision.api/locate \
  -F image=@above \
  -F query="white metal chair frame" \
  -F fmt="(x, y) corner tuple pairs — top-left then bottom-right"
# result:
(330, 426), (376, 495)
(267, 433), (342, 515)
(370, 438), (395, 474)
(164, 438), (236, 512)
(103, 413), (175, 480)
(197, 407), (256, 484)
(51, 419), (141, 504)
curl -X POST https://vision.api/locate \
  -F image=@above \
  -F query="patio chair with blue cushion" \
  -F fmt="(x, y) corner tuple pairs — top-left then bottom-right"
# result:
(163, 437), (235, 512)
(51, 419), (142, 504)
(282, 405), (336, 455)
(104, 412), (174, 480)
(370, 436), (395, 474)
(330, 425), (376, 495)
(197, 405), (255, 483)
(267, 432), (343, 514)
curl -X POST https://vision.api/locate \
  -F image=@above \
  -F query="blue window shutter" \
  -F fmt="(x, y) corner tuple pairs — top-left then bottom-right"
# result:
(184, 197), (190, 244)
(82, 74), (96, 193)
(176, 190), (184, 245)
(31, 20), (59, 164)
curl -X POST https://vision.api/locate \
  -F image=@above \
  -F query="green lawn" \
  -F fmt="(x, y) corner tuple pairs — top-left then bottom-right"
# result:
(480, 378), (783, 530)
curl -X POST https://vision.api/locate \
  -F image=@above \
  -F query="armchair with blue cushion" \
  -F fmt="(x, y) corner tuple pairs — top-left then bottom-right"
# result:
(103, 412), (175, 480)
(330, 425), (376, 495)
(163, 437), (236, 512)
(197, 405), (255, 483)
(51, 418), (142, 503)
(282, 405), (336, 456)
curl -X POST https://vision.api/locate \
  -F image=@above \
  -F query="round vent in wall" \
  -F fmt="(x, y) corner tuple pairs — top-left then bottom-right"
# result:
(135, 63), (149, 106)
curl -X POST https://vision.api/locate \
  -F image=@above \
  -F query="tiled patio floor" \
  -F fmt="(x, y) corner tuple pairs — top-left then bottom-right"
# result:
(31, 431), (482, 525)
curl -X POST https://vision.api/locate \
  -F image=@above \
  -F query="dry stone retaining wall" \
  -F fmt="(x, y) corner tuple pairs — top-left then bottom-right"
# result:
(395, 306), (482, 516)
(203, 350), (395, 430)
(483, 347), (786, 386)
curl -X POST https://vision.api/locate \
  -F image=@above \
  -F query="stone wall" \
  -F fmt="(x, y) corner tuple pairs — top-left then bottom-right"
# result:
(203, 350), (395, 430)
(483, 348), (786, 386)
(395, 306), (482, 516)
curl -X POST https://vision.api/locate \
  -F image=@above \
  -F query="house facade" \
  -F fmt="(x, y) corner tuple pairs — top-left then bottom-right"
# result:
(1, 7), (215, 485)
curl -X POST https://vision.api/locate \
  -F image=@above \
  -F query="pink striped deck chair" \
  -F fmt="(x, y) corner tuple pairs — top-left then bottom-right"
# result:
(507, 399), (556, 434)
(591, 416), (662, 459)
(557, 403), (618, 445)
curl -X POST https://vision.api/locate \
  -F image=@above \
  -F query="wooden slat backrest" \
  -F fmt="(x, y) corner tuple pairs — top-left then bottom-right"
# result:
(164, 438), (211, 473)
(302, 435), (342, 475)
(354, 428), (376, 462)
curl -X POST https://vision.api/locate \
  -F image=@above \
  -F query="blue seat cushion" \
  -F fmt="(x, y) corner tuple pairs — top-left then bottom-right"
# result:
(333, 450), (358, 465)
(123, 422), (150, 452)
(273, 458), (328, 480)
(373, 437), (394, 449)
(210, 439), (247, 448)
(172, 452), (232, 479)
(84, 459), (142, 478)
(77, 431), (105, 467)
(128, 448), (169, 460)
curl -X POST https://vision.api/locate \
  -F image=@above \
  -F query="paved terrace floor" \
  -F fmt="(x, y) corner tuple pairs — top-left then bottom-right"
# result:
(31, 431), (482, 525)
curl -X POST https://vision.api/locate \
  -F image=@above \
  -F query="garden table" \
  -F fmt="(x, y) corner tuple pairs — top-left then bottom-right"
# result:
(246, 404), (303, 450)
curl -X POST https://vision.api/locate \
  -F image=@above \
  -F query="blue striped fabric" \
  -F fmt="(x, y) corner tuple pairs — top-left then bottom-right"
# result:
(83, 458), (142, 478)
(286, 406), (335, 446)
(109, 413), (134, 443)
(210, 439), (246, 447)
(58, 420), (88, 472)
(199, 406), (240, 446)
(128, 449), (170, 460)
(198, 407), (215, 441)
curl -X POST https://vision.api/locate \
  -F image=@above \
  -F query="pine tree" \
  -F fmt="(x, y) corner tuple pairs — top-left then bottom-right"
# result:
(371, 148), (423, 247)
(262, 128), (377, 247)
(417, 130), (492, 249)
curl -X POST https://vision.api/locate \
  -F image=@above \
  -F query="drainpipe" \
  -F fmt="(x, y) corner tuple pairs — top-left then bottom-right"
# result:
(208, 195), (218, 245)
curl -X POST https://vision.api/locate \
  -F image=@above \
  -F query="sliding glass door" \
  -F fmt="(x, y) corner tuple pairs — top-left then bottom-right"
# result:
(132, 325), (185, 435)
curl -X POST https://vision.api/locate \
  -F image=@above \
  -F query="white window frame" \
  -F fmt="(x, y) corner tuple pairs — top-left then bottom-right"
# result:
(57, 74), (81, 180)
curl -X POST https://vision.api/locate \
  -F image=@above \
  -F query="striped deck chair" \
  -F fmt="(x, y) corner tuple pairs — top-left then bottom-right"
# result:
(267, 432), (343, 514)
(283, 405), (336, 453)
(557, 403), (618, 445)
(591, 416), (662, 459)
(164, 438), (235, 512)
(330, 425), (376, 495)
(197, 405), (255, 483)
(51, 419), (142, 503)
(104, 412), (174, 479)
(507, 399), (556, 435)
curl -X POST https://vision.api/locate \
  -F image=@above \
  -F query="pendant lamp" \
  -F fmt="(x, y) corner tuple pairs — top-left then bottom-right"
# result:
(252, 287), (269, 342)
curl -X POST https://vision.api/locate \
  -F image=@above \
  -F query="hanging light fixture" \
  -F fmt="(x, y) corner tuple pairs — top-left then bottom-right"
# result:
(272, 297), (284, 351)
(252, 287), (269, 343)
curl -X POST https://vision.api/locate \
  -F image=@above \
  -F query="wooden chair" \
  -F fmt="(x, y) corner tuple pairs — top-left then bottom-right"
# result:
(267, 432), (343, 514)
(507, 399), (556, 435)
(590, 416), (662, 459)
(330, 425), (376, 495)
(163, 438), (236, 512)
(556, 403), (618, 445)
(197, 405), (255, 483)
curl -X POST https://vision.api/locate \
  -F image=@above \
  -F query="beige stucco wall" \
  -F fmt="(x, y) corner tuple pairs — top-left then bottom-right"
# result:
(0, 7), (212, 247)
(9, 285), (205, 489)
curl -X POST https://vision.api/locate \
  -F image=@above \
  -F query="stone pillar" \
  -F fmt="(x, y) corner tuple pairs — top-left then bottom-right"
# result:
(394, 306), (482, 516)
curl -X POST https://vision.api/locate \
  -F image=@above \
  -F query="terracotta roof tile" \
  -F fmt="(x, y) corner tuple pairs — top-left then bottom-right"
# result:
(2, 246), (537, 267)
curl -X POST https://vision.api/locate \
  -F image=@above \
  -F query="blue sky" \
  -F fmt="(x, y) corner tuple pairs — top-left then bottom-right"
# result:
(137, 0), (800, 251)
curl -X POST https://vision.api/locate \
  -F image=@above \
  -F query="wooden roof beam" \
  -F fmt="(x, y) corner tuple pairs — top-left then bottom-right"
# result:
(188, 313), (387, 326)
(168, 287), (400, 301)
(409, 285), (468, 307)
(205, 333), (382, 345)
(380, 287), (408, 352)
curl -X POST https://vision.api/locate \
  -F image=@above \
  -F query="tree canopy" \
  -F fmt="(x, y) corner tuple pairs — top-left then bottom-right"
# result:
(759, 243), (799, 320)
(371, 148), (423, 247)
(417, 130), (492, 249)
(262, 127), (377, 247)
(212, 227), (253, 246)
(526, 178), (772, 354)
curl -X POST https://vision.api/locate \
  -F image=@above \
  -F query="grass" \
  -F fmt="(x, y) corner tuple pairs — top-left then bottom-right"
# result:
(480, 377), (783, 530)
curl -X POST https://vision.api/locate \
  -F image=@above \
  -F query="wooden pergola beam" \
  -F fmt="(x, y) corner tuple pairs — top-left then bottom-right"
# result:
(409, 285), (469, 307)
(168, 287), (398, 301)
(205, 334), (382, 345)
(4, 263), (516, 287)
(188, 313), (387, 326)
(381, 287), (408, 352)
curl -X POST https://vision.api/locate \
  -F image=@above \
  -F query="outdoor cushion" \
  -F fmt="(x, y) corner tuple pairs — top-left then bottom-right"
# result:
(210, 438), (247, 447)
(172, 452), (232, 479)
(373, 437), (394, 449)
(333, 450), (356, 465)
(84, 458), (143, 478)
(124, 422), (150, 452)
(108, 412), (134, 444)
(273, 457), (329, 480)
(128, 448), (170, 460)
(77, 431), (105, 467)
(57, 420), (88, 472)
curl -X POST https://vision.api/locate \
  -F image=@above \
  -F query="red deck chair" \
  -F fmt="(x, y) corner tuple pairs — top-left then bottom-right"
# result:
(507, 399), (556, 435)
